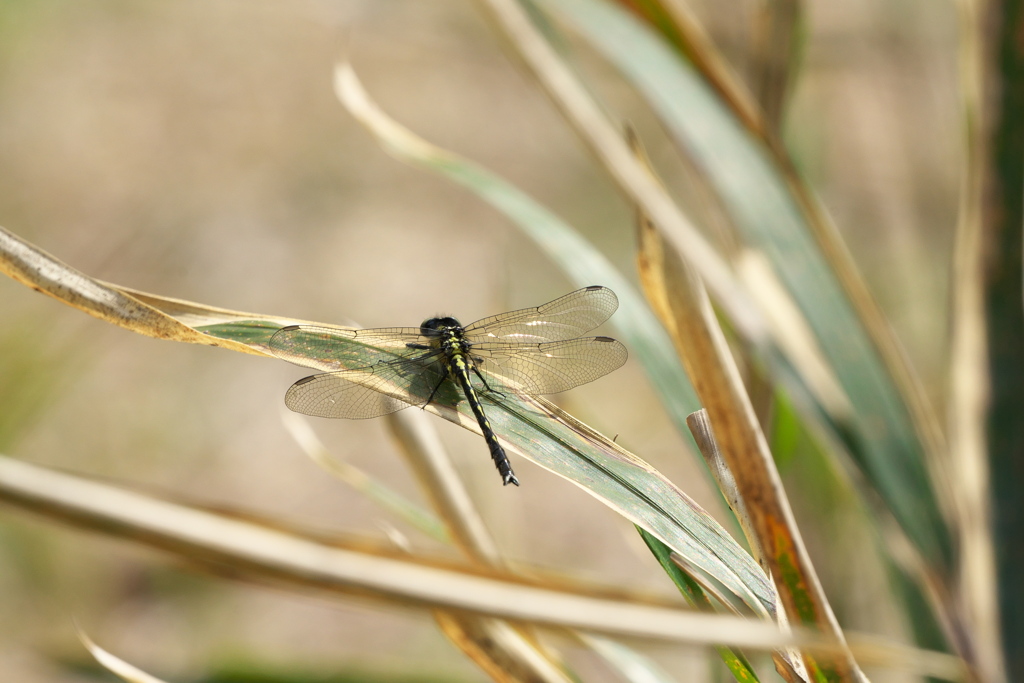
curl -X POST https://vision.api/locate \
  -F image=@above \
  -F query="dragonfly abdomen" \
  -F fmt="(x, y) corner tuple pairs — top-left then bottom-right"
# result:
(448, 347), (520, 487)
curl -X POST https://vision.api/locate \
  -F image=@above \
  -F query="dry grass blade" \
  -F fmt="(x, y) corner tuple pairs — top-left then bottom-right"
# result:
(469, 0), (763, 337)
(0, 224), (293, 356)
(607, 0), (763, 137)
(435, 615), (572, 683)
(635, 212), (862, 682)
(385, 410), (502, 565)
(386, 411), (572, 682)
(947, 0), (1001, 679)
(749, 0), (802, 131)
(0, 454), (795, 650)
(281, 411), (450, 543)
(78, 629), (171, 683)
(0, 457), (969, 679)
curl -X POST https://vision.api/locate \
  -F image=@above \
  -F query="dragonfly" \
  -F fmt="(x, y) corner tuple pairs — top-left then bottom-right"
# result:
(268, 286), (627, 486)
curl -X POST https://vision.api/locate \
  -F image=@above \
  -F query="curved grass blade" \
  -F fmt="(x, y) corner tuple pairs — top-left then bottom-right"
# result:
(0, 223), (773, 615)
(637, 210), (861, 682)
(0, 225), (300, 356)
(200, 313), (776, 616)
(78, 630), (171, 683)
(281, 411), (450, 543)
(527, 0), (952, 574)
(333, 63), (702, 430)
(0, 454), (793, 650)
(0, 455), (967, 679)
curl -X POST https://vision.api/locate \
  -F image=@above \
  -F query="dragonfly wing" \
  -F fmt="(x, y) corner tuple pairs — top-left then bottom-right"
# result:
(285, 373), (413, 419)
(462, 286), (619, 343)
(471, 337), (627, 394)
(269, 325), (430, 372)
(284, 352), (451, 418)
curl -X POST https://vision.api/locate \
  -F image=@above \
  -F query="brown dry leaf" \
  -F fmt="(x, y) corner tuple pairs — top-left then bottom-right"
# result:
(0, 224), (301, 355)
(635, 209), (863, 682)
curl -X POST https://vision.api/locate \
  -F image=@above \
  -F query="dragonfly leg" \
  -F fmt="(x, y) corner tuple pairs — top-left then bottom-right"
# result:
(471, 362), (506, 399)
(422, 372), (448, 409)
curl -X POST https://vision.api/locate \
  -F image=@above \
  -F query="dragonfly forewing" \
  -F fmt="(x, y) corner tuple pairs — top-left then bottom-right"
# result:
(269, 325), (432, 373)
(463, 286), (618, 344)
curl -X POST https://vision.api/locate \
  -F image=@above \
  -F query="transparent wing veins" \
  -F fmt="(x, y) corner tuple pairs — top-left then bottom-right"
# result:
(463, 286), (619, 344)
(470, 337), (628, 395)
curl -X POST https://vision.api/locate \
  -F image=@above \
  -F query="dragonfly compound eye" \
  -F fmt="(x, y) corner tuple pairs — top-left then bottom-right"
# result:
(420, 317), (462, 336)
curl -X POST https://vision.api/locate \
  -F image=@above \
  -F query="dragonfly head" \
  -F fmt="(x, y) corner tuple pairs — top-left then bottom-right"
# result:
(420, 316), (463, 338)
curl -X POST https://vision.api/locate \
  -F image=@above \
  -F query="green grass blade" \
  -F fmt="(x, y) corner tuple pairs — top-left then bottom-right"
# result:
(198, 319), (774, 616)
(332, 63), (700, 433)
(639, 527), (762, 682)
(531, 0), (952, 572)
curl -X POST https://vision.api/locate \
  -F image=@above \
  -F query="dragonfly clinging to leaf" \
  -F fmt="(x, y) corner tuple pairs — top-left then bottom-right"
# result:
(269, 286), (627, 486)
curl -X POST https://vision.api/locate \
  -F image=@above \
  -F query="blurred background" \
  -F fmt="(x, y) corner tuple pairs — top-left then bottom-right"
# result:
(0, 0), (959, 681)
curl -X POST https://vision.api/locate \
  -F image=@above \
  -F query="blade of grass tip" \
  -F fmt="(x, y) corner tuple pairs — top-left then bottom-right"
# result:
(332, 62), (703, 433)
(77, 629), (171, 683)
(637, 528), (764, 683)
(280, 411), (450, 543)
(683, 414), (812, 683)
(0, 455), (802, 651)
(0, 225), (296, 356)
(947, 0), (1001, 678)
(686, 410), (765, 574)
(524, 394), (777, 618)
(527, 0), (952, 575)
(636, 210), (861, 682)
(0, 226), (209, 344)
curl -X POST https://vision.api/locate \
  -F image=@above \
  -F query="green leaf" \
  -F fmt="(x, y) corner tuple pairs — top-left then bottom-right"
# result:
(639, 527), (762, 682)
(200, 318), (775, 617)
(333, 63), (701, 439)
(531, 0), (952, 572)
